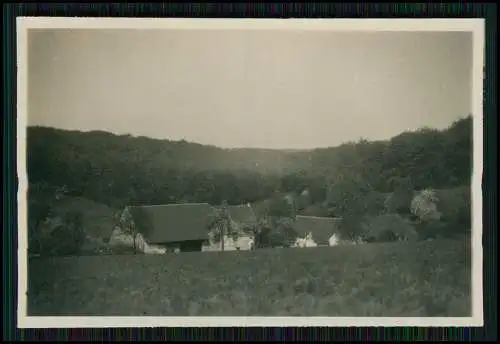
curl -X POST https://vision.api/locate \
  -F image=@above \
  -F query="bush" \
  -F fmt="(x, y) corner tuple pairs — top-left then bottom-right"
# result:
(435, 187), (471, 237)
(361, 213), (418, 243)
(385, 177), (414, 215)
(363, 191), (387, 216)
(411, 189), (441, 222)
(412, 186), (471, 240)
(415, 220), (447, 240)
(254, 217), (297, 248)
(31, 210), (86, 257)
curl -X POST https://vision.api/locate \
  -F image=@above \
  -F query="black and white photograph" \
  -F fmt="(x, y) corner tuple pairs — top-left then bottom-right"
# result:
(17, 18), (484, 327)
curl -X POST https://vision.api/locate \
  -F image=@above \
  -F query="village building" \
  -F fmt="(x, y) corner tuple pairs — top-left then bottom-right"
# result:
(110, 203), (215, 253)
(291, 215), (343, 248)
(202, 203), (257, 252)
(227, 204), (257, 231)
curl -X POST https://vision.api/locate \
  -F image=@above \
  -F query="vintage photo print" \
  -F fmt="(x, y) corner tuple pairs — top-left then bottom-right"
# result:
(17, 17), (484, 327)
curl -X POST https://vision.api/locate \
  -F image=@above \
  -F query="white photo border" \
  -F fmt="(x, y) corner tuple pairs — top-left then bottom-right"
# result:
(16, 17), (485, 328)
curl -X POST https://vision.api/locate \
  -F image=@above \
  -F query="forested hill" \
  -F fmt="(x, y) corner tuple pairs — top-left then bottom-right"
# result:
(27, 115), (472, 207)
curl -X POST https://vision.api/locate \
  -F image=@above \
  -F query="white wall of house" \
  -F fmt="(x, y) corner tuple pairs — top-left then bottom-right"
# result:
(108, 227), (167, 254)
(328, 233), (340, 247)
(202, 234), (255, 252)
(293, 232), (318, 248)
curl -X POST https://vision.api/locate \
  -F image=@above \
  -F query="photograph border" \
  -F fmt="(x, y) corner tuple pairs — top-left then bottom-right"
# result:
(15, 16), (485, 329)
(4, 3), (496, 341)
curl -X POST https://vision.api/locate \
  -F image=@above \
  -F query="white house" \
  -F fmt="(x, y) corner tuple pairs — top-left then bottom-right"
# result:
(109, 203), (214, 254)
(328, 233), (340, 247)
(202, 233), (255, 252)
(202, 204), (257, 252)
(109, 226), (168, 254)
(291, 215), (342, 247)
(293, 232), (318, 248)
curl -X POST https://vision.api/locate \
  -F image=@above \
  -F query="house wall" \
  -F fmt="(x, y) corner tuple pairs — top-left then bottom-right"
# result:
(293, 232), (318, 248)
(328, 233), (340, 246)
(108, 227), (167, 254)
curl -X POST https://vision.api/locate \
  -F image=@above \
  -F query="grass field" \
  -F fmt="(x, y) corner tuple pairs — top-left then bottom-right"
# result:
(27, 238), (471, 316)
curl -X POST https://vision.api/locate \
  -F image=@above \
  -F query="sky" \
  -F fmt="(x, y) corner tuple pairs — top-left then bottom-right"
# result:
(27, 28), (473, 149)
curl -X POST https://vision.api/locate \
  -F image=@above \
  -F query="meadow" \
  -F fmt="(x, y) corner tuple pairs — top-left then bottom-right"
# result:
(27, 238), (471, 317)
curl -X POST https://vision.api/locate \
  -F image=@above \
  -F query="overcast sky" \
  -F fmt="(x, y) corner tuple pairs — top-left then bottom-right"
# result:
(27, 29), (472, 149)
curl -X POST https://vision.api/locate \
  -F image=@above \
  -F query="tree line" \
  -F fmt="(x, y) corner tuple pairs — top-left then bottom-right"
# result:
(26, 115), (472, 254)
(27, 115), (471, 211)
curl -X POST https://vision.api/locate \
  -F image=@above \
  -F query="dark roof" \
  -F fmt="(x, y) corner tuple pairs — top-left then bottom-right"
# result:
(128, 203), (214, 244)
(227, 204), (257, 224)
(292, 215), (342, 245)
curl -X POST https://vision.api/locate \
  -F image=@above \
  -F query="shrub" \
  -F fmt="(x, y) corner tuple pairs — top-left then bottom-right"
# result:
(411, 186), (471, 240)
(361, 213), (418, 243)
(435, 187), (471, 238)
(253, 217), (297, 248)
(363, 191), (387, 216)
(385, 177), (414, 215)
(411, 188), (441, 222)
(415, 220), (447, 240)
(34, 210), (86, 256)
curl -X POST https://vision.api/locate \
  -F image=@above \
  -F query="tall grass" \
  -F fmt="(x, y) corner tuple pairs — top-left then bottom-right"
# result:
(27, 238), (471, 316)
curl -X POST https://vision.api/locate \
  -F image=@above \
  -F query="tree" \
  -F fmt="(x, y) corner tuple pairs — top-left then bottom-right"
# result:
(119, 207), (140, 254)
(361, 213), (418, 242)
(207, 200), (235, 251)
(385, 176), (414, 215)
(410, 188), (446, 240)
(250, 210), (298, 249)
(325, 172), (375, 240)
(411, 188), (441, 222)
(34, 209), (85, 256)
(273, 217), (298, 247)
(268, 195), (295, 219)
(54, 210), (85, 255)
(255, 194), (298, 248)
(28, 116), (472, 213)
(28, 183), (86, 256)
(434, 187), (471, 238)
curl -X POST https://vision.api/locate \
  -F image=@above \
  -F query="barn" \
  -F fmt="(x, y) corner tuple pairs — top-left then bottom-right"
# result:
(292, 215), (342, 247)
(120, 203), (215, 253)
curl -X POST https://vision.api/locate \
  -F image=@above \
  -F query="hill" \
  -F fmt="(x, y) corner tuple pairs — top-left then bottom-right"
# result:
(26, 115), (472, 209)
(27, 238), (471, 316)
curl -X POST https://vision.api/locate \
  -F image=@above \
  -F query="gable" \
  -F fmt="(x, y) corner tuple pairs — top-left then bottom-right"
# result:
(128, 203), (214, 244)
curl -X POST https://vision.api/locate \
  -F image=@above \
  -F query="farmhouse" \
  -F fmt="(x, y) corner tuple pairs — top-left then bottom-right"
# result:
(292, 215), (342, 247)
(227, 204), (257, 250)
(112, 203), (215, 253)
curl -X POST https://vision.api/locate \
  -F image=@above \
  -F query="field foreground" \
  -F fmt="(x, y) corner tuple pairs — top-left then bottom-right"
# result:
(27, 239), (471, 316)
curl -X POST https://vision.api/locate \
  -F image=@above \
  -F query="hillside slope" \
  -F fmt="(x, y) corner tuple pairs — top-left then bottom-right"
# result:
(26, 116), (472, 208)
